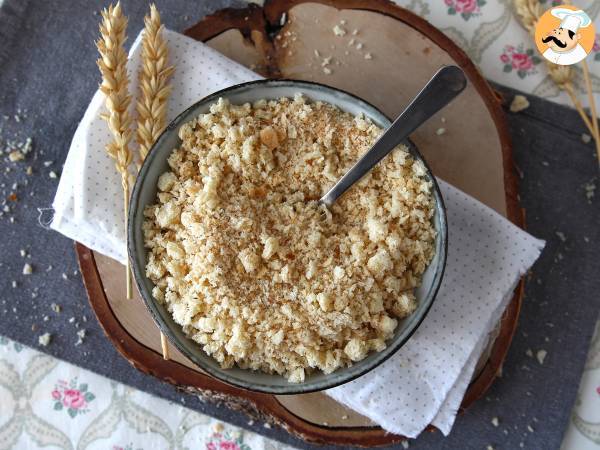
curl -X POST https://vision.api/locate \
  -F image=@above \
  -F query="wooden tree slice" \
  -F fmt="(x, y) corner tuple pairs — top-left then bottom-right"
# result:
(77, 0), (524, 446)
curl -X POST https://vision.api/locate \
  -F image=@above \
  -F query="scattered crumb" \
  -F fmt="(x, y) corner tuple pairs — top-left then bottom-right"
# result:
(314, 49), (320, 58)
(526, 348), (533, 357)
(76, 329), (86, 346)
(8, 150), (24, 162)
(441, 117), (447, 123)
(322, 421), (329, 426)
(486, 446), (495, 450)
(69, 317), (75, 323)
(527, 424), (534, 432)
(19, 249), (26, 257)
(323, 67), (332, 75)
(491, 417), (499, 427)
(26, 166), (33, 175)
(340, 19), (346, 25)
(555, 231), (566, 242)
(43, 161), (53, 167)
(348, 38), (355, 46)
(22, 263), (33, 275)
(352, 29), (358, 35)
(43, 316), (49, 322)
(61, 273), (68, 280)
(263, 423), (271, 429)
(356, 42), (363, 50)
(581, 133), (591, 144)
(536, 349), (547, 365)
(247, 420), (254, 426)
(435, 127), (446, 136)
(321, 56), (331, 66)
(510, 95), (529, 113)
(364, 52), (372, 60)
(401, 440), (409, 449)
(38, 333), (52, 346)
(49, 171), (57, 179)
(212, 422), (224, 433)
(11, 280), (17, 288)
(341, 415), (348, 420)
(584, 181), (595, 203)
(46, 265), (53, 272)
(333, 25), (346, 36)
(50, 303), (61, 313)
(541, 161), (549, 166)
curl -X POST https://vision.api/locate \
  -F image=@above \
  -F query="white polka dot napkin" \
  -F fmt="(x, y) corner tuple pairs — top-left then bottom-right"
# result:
(50, 29), (544, 438)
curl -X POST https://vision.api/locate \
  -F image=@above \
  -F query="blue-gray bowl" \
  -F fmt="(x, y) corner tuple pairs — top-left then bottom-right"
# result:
(128, 79), (447, 394)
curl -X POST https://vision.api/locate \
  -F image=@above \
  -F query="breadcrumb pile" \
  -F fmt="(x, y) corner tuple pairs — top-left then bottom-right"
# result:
(143, 95), (436, 382)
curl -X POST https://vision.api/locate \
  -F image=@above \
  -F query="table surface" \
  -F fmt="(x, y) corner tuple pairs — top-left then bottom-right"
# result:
(0, 1), (599, 449)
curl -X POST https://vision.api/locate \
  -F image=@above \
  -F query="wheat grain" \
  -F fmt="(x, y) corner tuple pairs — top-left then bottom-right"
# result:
(96, 2), (133, 299)
(136, 4), (174, 165)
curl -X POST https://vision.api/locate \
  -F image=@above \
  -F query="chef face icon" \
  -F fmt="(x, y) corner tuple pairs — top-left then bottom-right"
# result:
(542, 27), (580, 53)
(535, 6), (595, 66)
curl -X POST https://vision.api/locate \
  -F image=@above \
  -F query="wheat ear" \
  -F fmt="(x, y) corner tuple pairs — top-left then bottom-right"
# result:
(136, 4), (174, 359)
(97, 2), (133, 299)
(513, 0), (600, 163)
(136, 4), (175, 166)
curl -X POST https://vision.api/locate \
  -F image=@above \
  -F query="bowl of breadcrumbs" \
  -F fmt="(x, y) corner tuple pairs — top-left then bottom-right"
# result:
(129, 79), (447, 394)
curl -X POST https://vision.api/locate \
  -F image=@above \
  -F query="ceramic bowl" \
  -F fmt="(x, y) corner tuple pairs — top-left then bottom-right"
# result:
(128, 79), (447, 394)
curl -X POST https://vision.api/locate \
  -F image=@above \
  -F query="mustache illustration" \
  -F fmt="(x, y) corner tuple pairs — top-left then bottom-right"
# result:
(542, 35), (567, 48)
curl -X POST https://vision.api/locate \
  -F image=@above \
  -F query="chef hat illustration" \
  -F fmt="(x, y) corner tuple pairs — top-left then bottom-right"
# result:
(551, 8), (592, 33)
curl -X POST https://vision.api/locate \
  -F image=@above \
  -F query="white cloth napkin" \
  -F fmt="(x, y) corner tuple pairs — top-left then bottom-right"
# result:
(51, 29), (544, 438)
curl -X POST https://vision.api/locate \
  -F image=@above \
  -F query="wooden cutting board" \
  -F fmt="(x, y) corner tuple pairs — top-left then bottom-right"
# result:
(77, 0), (523, 446)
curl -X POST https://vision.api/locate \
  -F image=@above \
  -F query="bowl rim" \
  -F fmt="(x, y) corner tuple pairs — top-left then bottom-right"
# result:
(128, 78), (448, 394)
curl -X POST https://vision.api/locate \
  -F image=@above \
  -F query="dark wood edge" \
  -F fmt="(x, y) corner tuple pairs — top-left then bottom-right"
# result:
(76, 1), (525, 446)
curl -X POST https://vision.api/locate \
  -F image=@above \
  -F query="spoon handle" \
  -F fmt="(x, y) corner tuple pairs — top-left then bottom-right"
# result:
(319, 65), (467, 208)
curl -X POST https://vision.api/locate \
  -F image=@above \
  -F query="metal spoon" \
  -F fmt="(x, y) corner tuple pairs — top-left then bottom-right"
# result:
(319, 65), (467, 208)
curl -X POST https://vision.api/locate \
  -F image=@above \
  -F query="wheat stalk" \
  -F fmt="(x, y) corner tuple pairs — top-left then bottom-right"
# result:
(136, 4), (175, 166)
(97, 1), (133, 299)
(513, 0), (600, 162)
(136, 4), (174, 359)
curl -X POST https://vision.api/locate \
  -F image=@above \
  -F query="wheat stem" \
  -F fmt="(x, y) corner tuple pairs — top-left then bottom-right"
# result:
(97, 2), (133, 299)
(136, 4), (174, 359)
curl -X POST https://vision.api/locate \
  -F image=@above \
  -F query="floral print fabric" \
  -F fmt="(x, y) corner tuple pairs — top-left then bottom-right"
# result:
(0, 337), (294, 450)
(391, 0), (600, 108)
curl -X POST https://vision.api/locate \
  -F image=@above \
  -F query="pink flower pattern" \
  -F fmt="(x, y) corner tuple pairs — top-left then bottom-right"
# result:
(500, 44), (542, 79)
(51, 378), (95, 418)
(445, 0), (486, 20)
(206, 428), (251, 450)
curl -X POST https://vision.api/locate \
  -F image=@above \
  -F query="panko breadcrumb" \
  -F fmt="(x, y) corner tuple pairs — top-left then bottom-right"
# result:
(144, 95), (436, 382)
